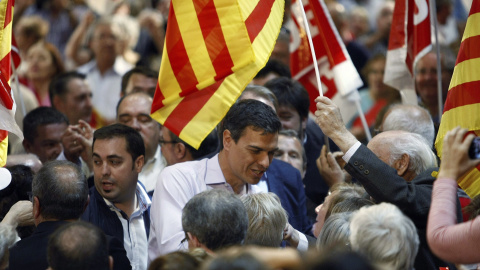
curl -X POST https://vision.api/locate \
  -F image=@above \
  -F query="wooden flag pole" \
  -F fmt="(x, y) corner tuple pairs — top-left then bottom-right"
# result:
(430, 0), (443, 120)
(296, 0), (330, 151)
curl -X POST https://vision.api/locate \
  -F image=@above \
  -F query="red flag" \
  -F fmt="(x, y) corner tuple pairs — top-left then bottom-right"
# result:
(288, 0), (363, 122)
(384, 0), (432, 100)
(435, 0), (480, 197)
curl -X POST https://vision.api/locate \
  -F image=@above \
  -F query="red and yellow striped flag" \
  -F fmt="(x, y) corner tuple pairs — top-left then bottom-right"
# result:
(151, 0), (284, 149)
(435, 0), (480, 197)
(0, 0), (23, 167)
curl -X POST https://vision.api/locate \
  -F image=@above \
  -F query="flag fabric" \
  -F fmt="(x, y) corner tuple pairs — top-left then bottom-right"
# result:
(435, 0), (480, 198)
(0, 0), (23, 167)
(287, 0), (363, 122)
(383, 0), (432, 104)
(151, 0), (284, 149)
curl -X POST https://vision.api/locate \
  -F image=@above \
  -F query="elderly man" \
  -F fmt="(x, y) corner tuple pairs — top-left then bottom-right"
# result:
(116, 92), (166, 193)
(149, 100), (290, 260)
(82, 124), (150, 270)
(9, 161), (130, 270)
(182, 189), (249, 254)
(314, 96), (461, 270)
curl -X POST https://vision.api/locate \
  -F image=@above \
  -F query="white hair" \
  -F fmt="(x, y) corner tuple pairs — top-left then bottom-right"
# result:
(316, 212), (353, 251)
(349, 203), (419, 270)
(382, 104), (435, 147)
(384, 132), (437, 175)
(0, 224), (18, 268)
(240, 193), (288, 247)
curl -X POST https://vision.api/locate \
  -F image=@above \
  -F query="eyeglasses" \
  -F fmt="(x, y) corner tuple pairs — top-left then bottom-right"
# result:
(159, 138), (178, 145)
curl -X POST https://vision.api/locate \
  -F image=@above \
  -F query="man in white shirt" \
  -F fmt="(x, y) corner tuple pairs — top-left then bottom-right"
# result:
(117, 92), (166, 193)
(148, 99), (282, 261)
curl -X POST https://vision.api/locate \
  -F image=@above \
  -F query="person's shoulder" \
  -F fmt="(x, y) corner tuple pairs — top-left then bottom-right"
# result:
(77, 60), (97, 74)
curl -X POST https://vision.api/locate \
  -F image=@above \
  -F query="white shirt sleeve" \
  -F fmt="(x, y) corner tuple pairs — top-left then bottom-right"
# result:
(342, 141), (362, 163)
(297, 231), (309, 251)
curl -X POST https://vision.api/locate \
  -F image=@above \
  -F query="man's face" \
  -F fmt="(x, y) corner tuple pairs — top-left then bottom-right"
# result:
(274, 134), (305, 177)
(159, 126), (178, 166)
(277, 105), (306, 139)
(92, 137), (143, 204)
(90, 24), (119, 62)
(124, 73), (157, 97)
(60, 78), (93, 124)
(415, 53), (438, 107)
(24, 123), (67, 163)
(117, 94), (160, 161)
(224, 126), (278, 186)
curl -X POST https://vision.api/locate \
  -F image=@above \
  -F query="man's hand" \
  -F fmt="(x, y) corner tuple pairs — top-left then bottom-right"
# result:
(314, 96), (358, 153)
(1, 201), (34, 227)
(316, 145), (345, 187)
(438, 127), (480, 180)
(283, 223), (300, 248)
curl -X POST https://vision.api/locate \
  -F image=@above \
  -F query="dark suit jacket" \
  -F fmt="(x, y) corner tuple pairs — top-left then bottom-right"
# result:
(345, 145), (461, 270)
(303, 119), (339, 218)
(8, 220), (131, 270)
(266, 159), (312, 235)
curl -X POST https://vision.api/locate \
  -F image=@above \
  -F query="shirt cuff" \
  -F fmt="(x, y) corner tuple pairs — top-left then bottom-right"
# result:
(342, 141), (362, 163)
(296, 232), (308, 252)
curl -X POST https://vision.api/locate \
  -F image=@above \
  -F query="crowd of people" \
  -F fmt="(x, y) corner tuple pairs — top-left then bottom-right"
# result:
(0, 0), (479, 269)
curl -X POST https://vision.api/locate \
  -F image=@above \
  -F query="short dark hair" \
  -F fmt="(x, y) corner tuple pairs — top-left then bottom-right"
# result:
(23, 107), (69, 143)
(254, 59), (291, 79)
(120, 66), (157, 96)
(239, 85), (279, 111)
(47, 221), (109, 270)
(93, 124), (145, 163)
(182, 189), (248, 251)
(264, 77), (310, 120)
(32, 161), (88, 220)
(168, 128), (219, 160)
(49, 72), (87, 107)
(218, 99), (281, 150)
(279, 129), (307, 170)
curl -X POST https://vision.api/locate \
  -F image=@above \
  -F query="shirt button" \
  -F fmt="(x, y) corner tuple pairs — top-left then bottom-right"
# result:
(364, 170), (369, 175)
(354, 161), (359, 166)
(359, 165), (364, 170)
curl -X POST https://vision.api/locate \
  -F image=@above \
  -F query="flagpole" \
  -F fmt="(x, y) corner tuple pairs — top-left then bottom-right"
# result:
(430, 0), (443, 121)
(297, 0), (332, 151)
(354, 99), (372, 141)
(10, 55), (26, 116)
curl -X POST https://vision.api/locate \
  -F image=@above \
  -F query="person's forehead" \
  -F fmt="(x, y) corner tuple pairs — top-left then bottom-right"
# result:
(93, 137), (128, 155)
(278, 135), (302, 151)
(119, 95), (151, 115)
(34, 123), (67, 140)
(66, 78), (90, 95)
(277, 105), (298, 114)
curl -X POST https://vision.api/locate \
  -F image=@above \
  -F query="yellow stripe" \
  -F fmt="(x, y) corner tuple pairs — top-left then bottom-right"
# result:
(449, 58), (480, 90)
(0, 21), (12, 60)
(180, 0), (284, 148)
(435, 103), (480, 157)
(458, 167), (480, 198)
(172, 0), (216, 90)
(0, 135), (7, 167)
(462, 12), (480, 42)
(239, 0), (258, 19)
(216, 0), (254, 71)
(154, 52), (183, 121)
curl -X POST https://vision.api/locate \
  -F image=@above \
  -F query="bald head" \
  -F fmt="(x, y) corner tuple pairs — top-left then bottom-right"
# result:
(381, 104), (435, 147)
(368, 131), (437, 181)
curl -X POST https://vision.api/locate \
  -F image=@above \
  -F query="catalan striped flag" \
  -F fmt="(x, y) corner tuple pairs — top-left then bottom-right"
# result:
(435, 0), (480, 197)
(0, 0), (23, 167)
(151, 0), (284, 149)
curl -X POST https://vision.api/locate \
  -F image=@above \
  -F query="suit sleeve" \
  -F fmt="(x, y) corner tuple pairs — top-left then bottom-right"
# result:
(344, 145), (434, 228)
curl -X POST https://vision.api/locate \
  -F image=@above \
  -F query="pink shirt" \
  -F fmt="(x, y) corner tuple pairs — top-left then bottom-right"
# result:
(427, 178), (480, 264)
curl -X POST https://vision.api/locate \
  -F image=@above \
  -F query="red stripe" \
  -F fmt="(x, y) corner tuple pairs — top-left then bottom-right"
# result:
(151, 83), (165, 113)
(166, 4), (199, 96)
(245, 0), (275, 42)
(0, 130), (7, 141)
(469, 0), (480, 16)
(11, 35), (21, 68)
(194, 0), (234, 81)
(444, 80), (480, 112)
(0, 70), (12, 110)
(0, 51), (11, 80)
(3, 0), (12, 28)
(456, 35), (480, 65)
(163, 79), (224, 135)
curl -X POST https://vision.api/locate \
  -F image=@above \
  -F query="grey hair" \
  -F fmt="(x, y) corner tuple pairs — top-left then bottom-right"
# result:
(382, 104), (435, 147)
(240, 192), (288, 247)
(385, 131), (437, 175)
(239, 85), (279, 111)
(316, 212), (353, 251)
(0, 224), (17, 268)
(349, 203), (419, 270)
(182, 189), (248, 251)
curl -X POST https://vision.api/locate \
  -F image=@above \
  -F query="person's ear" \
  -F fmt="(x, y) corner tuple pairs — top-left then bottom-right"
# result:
(33, 196), (41, 220)
(23, 139), (32, 154)
(134, 155), (145, 173)
(108, 256), (114, 270)
(187, 232), (201, 248)
(52, 96), (64, 111)
(301, 117), (308, 132)
(394, 154), (410, 176)
(175, 143), (187, 160)
(223, 130), (233, 151)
